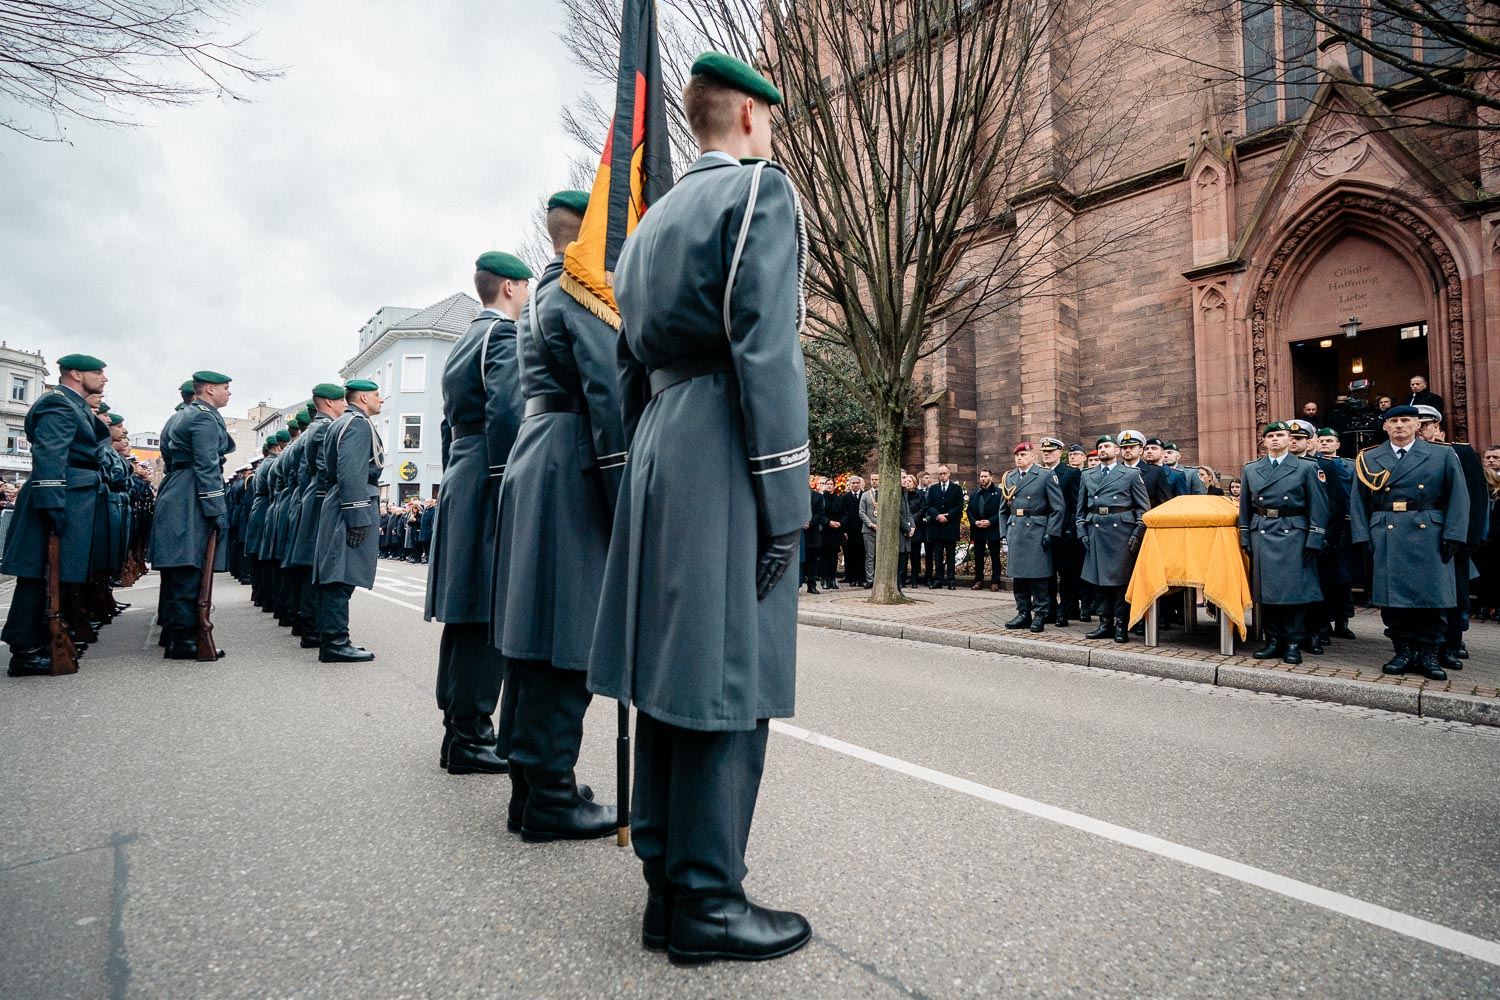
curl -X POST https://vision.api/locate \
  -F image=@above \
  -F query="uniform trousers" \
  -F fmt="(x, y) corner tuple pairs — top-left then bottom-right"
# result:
(633, 711), (768, 903)
(1382, 607), (1446, 646)
(1444, 552), (1471, 650)
(288, 567), (313, 626)
(158, 566), (203, 634)
(801, 545), (820, 587)
(843, 530), (866, 584)
(818, 542), (839, 585)
(1012, 577), (1048, 614)
(2, 577), (48, 649)
(971, 537), (1002, 585)
(904, 541), (924, 586)
(932, 539), (957, 583)
(316, 582), (356, 645)
(1047, 537), (1085, 617)
(435, 622), (509, 752)
(1093, 584), (1128, 626)
(862, 529), (878, 583)
(1317, 550), (1350, 632)
(1260, 603), (1307, 643)
(298, 572), (321, 636)
(507, 659), (589, 781)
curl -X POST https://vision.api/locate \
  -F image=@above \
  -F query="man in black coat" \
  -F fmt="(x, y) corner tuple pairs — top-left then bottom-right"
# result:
(903, 475), (926, 588)
(925, 464), (964, 589)
(967, 468), (1003, 590)
(1416, 406), (1488, 669)
(1404, 374), (1443, 413)
(418, 498), (436, 562)
(1040, 437), (1083, 625)
(818, 478), (842, 589)
(840, 476), (866, 586)
(802, 481), (826, 594)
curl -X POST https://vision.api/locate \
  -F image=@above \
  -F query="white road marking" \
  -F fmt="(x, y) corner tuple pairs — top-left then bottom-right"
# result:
(356, 587), (427, 614)
(771, 720), (1500, 968)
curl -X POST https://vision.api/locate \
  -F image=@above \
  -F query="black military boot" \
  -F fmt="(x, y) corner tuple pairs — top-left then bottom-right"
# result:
(667, 895), (812, 966)
(1281, 642), (1303, 665)
(440, 722), (453, 770)
(1029, 612), (1046, 633)
(319, 639), (374, 663)
(1415, 644), (1448, 682)
(1005, 611), (1031, 629)
(643, 887), (674, 952)
(446, 718), (507, 775)
(1381, 643), (1414, 676)
(1252, 636), (1283, 660)
(506, 766), (592, 832)
(1303, 634), (1324, 656)
(519, 770), (617, 842)
(7, 646), (51, 677)
(1455, 641), (1470, 660)
(1113, 616), (1130, 643)
(299, 632), (321, 649)
(1084, 622), (1113, 640)
(1332, 620), (1357, 640)
(1054, 609), (1069, 628)
(1437, 646), (1463, 673)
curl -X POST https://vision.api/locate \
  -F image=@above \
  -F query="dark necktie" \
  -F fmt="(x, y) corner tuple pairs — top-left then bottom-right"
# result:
(1396, 447), (1407, 461)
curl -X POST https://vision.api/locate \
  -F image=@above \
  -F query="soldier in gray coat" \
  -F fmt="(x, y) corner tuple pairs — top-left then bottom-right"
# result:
(1349, 406), (1470, 680)
(589, 53), (813, 966)
(271, 411), (310, 629)
(1, 354), (110, 676)
(998, 443), (1066, 632)
(1239, 421), (1329, 664)
(148, 371), (234, 660)
(1078, 435), (1150, 643)
(246, 432), (286, 608)
(288, 387), (347, 649)
(313, 381), (384, 663)
(490, 204), (624, 840)
(425, 250), (530, 776)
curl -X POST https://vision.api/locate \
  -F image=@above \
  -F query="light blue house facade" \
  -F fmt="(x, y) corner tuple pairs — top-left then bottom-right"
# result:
(340, 293), (479, 503)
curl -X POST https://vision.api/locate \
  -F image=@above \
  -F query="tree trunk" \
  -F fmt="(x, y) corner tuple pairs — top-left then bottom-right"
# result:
(867, 403), (909, 605)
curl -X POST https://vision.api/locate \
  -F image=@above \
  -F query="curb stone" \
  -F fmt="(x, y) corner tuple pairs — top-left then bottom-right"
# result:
(798, 609), (1498, 727)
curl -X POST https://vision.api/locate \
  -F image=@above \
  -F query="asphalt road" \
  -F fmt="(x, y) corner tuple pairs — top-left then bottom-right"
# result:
(2, 563), (1497, 999)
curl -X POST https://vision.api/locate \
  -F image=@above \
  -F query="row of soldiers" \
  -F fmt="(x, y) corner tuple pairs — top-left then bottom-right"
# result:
(2, 355), (157, 675)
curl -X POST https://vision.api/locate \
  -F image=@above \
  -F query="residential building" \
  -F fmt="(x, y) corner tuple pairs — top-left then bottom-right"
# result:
(340, 293), (479, 502)
(0, 345), (50, 484)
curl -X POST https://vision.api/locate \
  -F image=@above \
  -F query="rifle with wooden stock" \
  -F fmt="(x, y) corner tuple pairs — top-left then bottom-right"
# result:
(46, 533), (78, 675)
(196, 528), (218, 661)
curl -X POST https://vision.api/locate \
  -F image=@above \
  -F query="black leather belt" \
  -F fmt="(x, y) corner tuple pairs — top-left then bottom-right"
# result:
(649, 352), (732, 397)
(1254, 506), (1306, 518)
(1014, 508), (1040, 517)
(1093, 505), (1131, 515)
(1372, 499), (1437, 512)
(451, 421), (484, 439)
(524, 395), (584, 418)
(69, 460), (99, 470)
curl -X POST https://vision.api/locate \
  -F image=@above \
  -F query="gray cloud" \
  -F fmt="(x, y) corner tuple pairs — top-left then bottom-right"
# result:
(0, 0), (601, 434)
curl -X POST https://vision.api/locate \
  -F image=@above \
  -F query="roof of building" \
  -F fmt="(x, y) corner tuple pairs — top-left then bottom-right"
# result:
(385, 293), (479, 335)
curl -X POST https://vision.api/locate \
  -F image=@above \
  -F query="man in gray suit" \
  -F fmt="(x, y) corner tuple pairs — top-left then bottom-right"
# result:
(590, 52), (812, 965)
(860, 472), (912, 585)
(313, 381), (384, 663)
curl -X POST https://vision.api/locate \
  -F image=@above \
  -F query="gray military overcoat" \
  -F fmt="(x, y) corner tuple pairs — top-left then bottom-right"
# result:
(0, 385), (106, 583)
(244, 451), (276, 554)
(490, 259), (626, 666)
(589, 154), (811, 731)
(1077, 463), (1150, 587)
(1238, 455), (1328, 606)
(287, 414), (334, 569)
(999, 466), (1065, 579)
(426, 309), (523, 623)
(313, 406), (382, 588)
(270, 432), (306, 565)
(148, 401), (231, 571)
(255, 447), (286, 561)
(1348, 439), (1470, 608)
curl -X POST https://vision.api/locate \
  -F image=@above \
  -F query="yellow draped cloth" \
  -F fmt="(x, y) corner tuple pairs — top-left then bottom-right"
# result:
(1125, 495), (1251, 637)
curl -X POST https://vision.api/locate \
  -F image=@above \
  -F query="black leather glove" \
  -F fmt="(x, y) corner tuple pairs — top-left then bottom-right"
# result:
(45, 508), (65, 536)
(213, 515), (228, 539)
(755, 531), (800, 599)
(1127, 533), (1141, 555)
(1041, 535), (1051, 551)
(1303, 547), (1318, 566)
(1441, 539), (1461, 563)
(346, 526), (367, 548)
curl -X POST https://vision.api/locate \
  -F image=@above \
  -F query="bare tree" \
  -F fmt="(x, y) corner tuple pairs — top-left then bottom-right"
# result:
(0, 0), (281, 141)
(558, 0), (1156, 603)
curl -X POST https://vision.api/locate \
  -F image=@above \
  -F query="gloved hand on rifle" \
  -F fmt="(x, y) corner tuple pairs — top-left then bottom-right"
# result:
(45, 508), (66, 536)
(346, 526), (367, 548)
(755, 530), (800, 599)
(214, 514), (228, 539)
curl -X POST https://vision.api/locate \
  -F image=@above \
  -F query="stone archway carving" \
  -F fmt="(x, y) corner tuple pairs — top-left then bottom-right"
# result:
(1250, 193), (1467, 440)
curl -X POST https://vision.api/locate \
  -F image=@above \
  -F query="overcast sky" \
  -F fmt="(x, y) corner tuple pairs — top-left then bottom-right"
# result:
(0, 0), (601, 435)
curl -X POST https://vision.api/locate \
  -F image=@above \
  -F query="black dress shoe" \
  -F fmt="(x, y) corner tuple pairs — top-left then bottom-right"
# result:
(1303, 639), (1324, 656)
(319, 641), (375, 663)
(667, 897), (812, 966)
(1004, 612), (1030, 629)
(1317, 627), (1332, 645)
(1455, 642), (1469, 660)
(1438, 647), (1463, 672)
(825, 582), (839, 591)
(1113, 626), (1129, 643)
(7, 648), (51, 676)
(290, 622), (303, 637)
(643, 889), (672, 952)
(946, 582), (955, 590)
(446, 742), (508, 775)
(1281, 643), (1303, 665)
(1252, 638), (1282, 660)
(1333, 625), (1357, 640)
(1029, 615), (1045, 633)
(1079, 612), (1092, 623)
(1055, 615), (1069, 628)
(1084, 623), (1113, 640)
(300, 634), (322, 649)
(1130, 622), (1145, 636)
(1381, 644), (1413, 675)
(805, 584), (819, 595)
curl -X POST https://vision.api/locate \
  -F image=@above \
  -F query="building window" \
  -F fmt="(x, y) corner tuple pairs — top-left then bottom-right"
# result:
(10, 376), (28, 403)
(6, 425), (24, 453)
(400, 354), (426, 392)
(400, 414), (422, 451)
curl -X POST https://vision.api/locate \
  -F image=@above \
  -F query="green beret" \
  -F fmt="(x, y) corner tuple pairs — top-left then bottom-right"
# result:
(179, 380), (195, 394)
(193, 370), (231, 384)
(691, 51), (783, 106)
(97, 401), (110, 414)
(312, 383), (345, 400)
(294, 412), (310, 428)
(57, 354), (106, 372)
(475, 251), (533, 280)
(1263, 421), (1291, 435)
(1095, 435), (1117, 446)
(108, 413), (124, 425)
(1163, 442), (1178, 450)
(273, 429), (291, 444)
(1317, 426), (1338, 437)
(546, 190), (591, 215)
(345, 379), (380, 393)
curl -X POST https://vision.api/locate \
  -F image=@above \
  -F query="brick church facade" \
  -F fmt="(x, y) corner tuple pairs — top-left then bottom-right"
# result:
(904, 7), (1499, 483)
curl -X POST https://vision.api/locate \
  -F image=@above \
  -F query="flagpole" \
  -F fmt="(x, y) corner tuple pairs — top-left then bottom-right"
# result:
(616, 701), (630, 846)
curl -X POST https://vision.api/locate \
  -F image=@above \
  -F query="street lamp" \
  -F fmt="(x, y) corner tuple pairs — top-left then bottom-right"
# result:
(1341, 315), (1361, 339)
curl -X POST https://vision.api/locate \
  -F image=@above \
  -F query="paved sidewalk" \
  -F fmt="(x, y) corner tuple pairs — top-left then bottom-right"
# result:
(798, 583), (1499, 725)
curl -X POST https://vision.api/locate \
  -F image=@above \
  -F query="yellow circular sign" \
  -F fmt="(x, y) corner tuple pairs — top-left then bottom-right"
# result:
(398, 461), (418, 482)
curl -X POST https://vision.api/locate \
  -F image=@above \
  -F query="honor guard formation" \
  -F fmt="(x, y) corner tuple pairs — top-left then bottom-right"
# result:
(6, 49), (1499, 974)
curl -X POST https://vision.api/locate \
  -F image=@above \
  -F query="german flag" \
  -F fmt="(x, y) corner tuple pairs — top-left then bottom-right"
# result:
(561, 0), (672, 329)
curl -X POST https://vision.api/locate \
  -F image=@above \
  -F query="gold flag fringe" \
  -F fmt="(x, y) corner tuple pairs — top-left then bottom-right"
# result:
(560, 273), (622, 331)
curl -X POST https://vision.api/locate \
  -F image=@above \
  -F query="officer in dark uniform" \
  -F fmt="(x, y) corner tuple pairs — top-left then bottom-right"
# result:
(1414, 405), (1488, 670)
(425, 249), (530, 775)
(967, 467), (1003, 590)
(288, 387), (347, 649)
(1350, 405), (1469, 679)
(148, 371), (234, 660)
(589, 53), (812, 964)
(489, 214), (622, 841)
(1288, 419), (1345, 654)
(1, 354), (109, 675)
(313, 381), (383, 663)
(999, 443), (1065, 631)
(1239, 421), (1328, 665)
(1039, 437), (1083, 624)
(1078, 435), (1149, 642)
